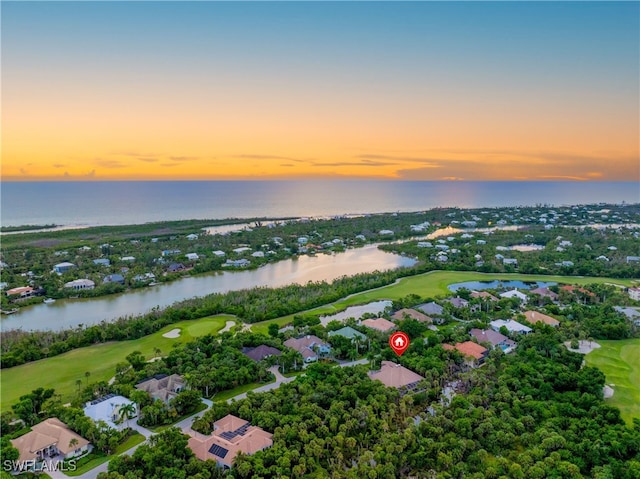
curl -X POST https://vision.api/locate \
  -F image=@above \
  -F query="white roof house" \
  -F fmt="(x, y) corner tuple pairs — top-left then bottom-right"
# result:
(187, 234), (199, 240)
(185, 253), (199, 261)
(121, 256), (136, 262)
(83, 395), (137, 430)
(499, 289), (528, 302)
(233, 247), (252, 254)
(490, 319), (532, 334)
(212, 250), (226, 257)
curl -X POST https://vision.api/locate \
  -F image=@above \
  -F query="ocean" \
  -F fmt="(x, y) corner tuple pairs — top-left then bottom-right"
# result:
(1, 181), (638, 227)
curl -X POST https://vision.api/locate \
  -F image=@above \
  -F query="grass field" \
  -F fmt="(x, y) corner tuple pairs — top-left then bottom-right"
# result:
(584, 338), (640, 426)
(252, 271), (632, 335)
(64, 431), (145, 476)
(0, 315), (235, 411)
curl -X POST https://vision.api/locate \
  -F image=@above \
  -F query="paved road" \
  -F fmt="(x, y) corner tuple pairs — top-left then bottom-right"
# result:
(62, 360), (367, 479)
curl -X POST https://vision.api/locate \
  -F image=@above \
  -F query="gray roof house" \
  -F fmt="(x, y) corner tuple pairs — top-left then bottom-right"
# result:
(242, 345), (282, 362)
(415, 302), (444, 316)
(103, 274), (125, 285)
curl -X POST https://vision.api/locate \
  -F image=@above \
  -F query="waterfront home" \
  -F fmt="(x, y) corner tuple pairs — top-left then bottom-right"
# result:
(242, 345), (282, 362)
(5, 286), (35, 299)
(470, 291), (499, 301)
(135, 374), (186, 404)
(53, 262), (76, 274)
(103, 274), (125, 285)
(64, 279), (95, 290)
(415, 302), (444, 317)
(284, 335), (331, 362)
(490, 319), (532, 335)
(187, 414), (273, 469)
(167, 263), (186, 273)
(529, 287), (559, 301)
(11, 418), (91, 466)
(328, 326), (367, 341)
(83, 394), (137, 430)
(368, 361), (424, 393)
(223, 259), (251, 268)
(499, 289), (528, 303)
(361, 317), (396, 333)
(469, 329), (515, 353)
(523, 310), (560, 327)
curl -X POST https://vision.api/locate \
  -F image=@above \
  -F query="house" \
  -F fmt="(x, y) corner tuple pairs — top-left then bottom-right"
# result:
(627, 256), (640, 263)
(10, 418), (91, 466)
(83, 394), (137, 430)
(368, 361), (424, 393)
(417, 242), (433, 248)
(415, 302), (444, 317)
(185, 253), (199, 261)
(503, 258), (518, 266)
(167, 263), (186, 272)
(64, 279), (95, 290)
(187, 234), (199, 240)
(212, 250), (226, 257)
(233, 247), (252, 254)
(628, 287), (640, 301)
(283, 335), (331, 362)
(297, 237), (308, 244)
(161, 249), (181, 257)
(443, 341), (488, 367)
(470, 291), (498, 301)
(251, 251), (265, 258)
(5, 286), (35, 299)
(187, 414), (273, 469)
(499, 289), (528, 303)
(53, 262), (76, 274)
(242, 345), (282, 362)
(523, 310), (560, 327)
(391, 308), (432, 323)
(132, 273), (155, 282)
(469, 329), (515, 353)
(93, 258), (110, 266)
(103, 274), (125, 285)
(614, 306), (640, 321)
(378, 230), (394, 236)
(560, 285), (596, 297)
(445, 296), (470, 309)
(490, 319), (532, 335)
(135, 374), (186, 404)
(327, 326), (367, 341)
(361, 318), (396, 333)
(223, 259), (251, 268)
(529, 287), (559, 301)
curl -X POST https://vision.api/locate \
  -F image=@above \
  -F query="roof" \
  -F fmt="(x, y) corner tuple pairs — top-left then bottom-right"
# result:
(368, 361), (424, 389)
(392, 309), (433, 323)
(529, 287), (559, 299)
(135, 374), (186, 402)
(415, 302), (444, 316)
(327, 326), (366, 340)
(452, 341), (488, 360)
(470, 291), (498, 301)
(64, 279), (95, 288)
(560, 285), (595, 296)
(361, 318), (396, 332)
(83, 395), (136, 429)
(446, 297), (469, 308)
(490, 319), (532, 334)
(469, 328), (508, 347)
(500, 289), (527, 299)
(54, 262), (75, 268)
(523, 310), (560, 327)
(283, 336), (330, 355)
(242, 345), (282, 362)
(187, 414), (273, 466)
(11, 418), (90, 462)
(6, 286), (33, 296)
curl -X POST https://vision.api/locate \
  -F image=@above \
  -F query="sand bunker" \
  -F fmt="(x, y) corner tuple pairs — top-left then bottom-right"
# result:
(162, 328), (181, 339)
(603, 385), (615, 399)
(563, 340), (601, 354)
(219, 320), (236, 334)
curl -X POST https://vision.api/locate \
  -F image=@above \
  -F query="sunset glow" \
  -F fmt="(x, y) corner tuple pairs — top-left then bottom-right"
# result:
(2, 2), (638, 181)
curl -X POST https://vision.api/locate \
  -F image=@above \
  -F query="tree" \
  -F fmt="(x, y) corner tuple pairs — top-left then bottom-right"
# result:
(69, 437), (79, 450)
(85, 371), (91, 384)
(117, 402), (137, 429)
(268, 323), (280, 338)
(125, 351), (146, 371)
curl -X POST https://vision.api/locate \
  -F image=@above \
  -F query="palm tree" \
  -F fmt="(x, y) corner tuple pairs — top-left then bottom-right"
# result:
(117, 403), (137, 429)
(75, 379), (82, 391)
(68, 438), (79, 451)
(84, 371), (90, 385)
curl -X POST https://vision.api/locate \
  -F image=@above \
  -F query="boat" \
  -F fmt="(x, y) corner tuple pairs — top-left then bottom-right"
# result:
(43, 298), (56, 304)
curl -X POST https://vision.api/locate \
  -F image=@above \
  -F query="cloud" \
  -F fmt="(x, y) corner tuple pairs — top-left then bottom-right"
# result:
(94, 159), (126, 169)
(280, 163), (295, 167)
(19, 168), (28, 175)
(168, 156), (197, 162)
(52, 163), (67, 168)
(137, 157), (159, 163)
(160, 162), (179, 167)
(233, 154), (311, 163)
(63, 170), (96, 178)
(312, 159), (398, 167)
(356, 154), (443, 166)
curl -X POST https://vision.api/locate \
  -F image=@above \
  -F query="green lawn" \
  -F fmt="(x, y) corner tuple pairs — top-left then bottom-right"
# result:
(584, 338), (640, 426)
(0, 315), (235, 411)
(147, 401), (209, 432)
(252, 271), (632, 335)
(64, 431), (146, 476)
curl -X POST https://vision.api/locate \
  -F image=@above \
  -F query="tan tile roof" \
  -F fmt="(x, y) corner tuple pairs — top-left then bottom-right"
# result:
(361, 318), (396, 332)
(188, 415), (273, 467)
(11, 418), (89, 462)
(391, 309), (432, 323)
(523, 310), (560, 327)
(453, 341), (487, 360)
(368, 361), (424, 389)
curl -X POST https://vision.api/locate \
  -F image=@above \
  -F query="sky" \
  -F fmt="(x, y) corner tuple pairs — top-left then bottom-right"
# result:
(1, 1), (639, 182)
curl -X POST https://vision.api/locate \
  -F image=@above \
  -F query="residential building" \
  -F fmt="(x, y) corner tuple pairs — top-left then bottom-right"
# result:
(469, 329), (515, 353)
(470, 291), (498, 301)
(523, 310), (560, 327)
(83, 394), (137, 430)
(443, 341), (488, 367)
(64, 279), (95, 290)
(415, 302), (444, 317)
(10, 418), (91, 465)
(187, 414), (273, 469)
(391, 308), (432, 323)
(284, 335), (331, 362)
(135, 374), (186, 404)
(529, 287), (559, 301)
(53, 262), (76, 274)
(212, 250), (226, 257)
(490, 319), (532, 334)
(103, 274), (125, 285)
(223, 259), (251, 268)
(626, 256), (640, 263)
(185, 253), (199, 261)
(5, 286), (35, 299)
(93, 258), (110, 266)
(187, 234), (199, 240)
(327, 326), (366, 341)
(361, 318), (396, 333)
(121, 256), (136, 262)
(499, 289), (528, 303)
(368, 361), (424, 393)
(629, 287), (640, 301)
(167, 263), (186, 272)
(242, 345), (282, 362)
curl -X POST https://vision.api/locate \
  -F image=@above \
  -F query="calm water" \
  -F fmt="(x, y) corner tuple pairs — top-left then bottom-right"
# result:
(448, 280), (557, 292)
(2, 181), (638, 227)
(1, 245), (415, 331)
(319, 300), (392, 326)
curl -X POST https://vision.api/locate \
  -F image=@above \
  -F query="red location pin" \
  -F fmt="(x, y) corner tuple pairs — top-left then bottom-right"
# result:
(389, 332), (410, 356)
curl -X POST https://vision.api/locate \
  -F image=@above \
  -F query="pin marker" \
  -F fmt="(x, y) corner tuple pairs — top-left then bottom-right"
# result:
(389, 332), (410, 356)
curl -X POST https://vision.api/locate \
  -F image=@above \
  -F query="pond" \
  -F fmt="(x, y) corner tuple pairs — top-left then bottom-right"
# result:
(319, 300), (392, 326)
(448, 280), (557, 292)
